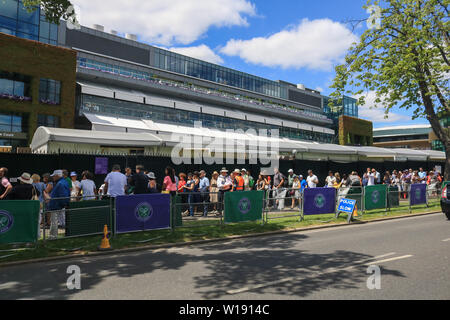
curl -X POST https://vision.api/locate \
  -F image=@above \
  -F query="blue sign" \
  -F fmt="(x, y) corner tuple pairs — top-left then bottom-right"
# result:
(116, 194), (171, 234)
(338, 198), (357, 214)
(410, 184), (427, 206)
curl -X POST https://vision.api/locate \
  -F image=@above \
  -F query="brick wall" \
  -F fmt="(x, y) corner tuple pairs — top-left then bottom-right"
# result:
(0, 32), (77, 144)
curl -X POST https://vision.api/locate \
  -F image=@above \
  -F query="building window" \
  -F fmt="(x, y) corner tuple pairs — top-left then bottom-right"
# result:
(39, 78), (61, 105)
(0, 71), (32, 101)
(0, 112), (27, 133)
(37, 114), (59, 128)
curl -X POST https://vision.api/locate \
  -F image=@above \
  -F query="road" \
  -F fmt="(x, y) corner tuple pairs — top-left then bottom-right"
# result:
(1, 213), (449, 300)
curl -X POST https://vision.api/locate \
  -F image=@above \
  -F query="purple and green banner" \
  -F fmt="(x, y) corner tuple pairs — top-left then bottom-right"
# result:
(115, 194), (171, 234)
(410, 184), (427, 206)
(224, 191), (264, 223)
(0, 201), (40, 244)
(303, 188), (336, 215)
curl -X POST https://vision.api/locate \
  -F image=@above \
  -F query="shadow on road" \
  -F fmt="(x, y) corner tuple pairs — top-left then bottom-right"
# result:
(0, 233), (405, 299)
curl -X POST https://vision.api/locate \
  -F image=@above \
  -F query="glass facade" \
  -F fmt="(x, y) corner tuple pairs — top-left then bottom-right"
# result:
(37, 114), (59, 127)
(0, 70), (32, 100)
(323, 95), (358, 120)
(0, 0), (58, 44)
(0, 112), (27, 133)
(152, 48), (287, 100)
(78, 57), (329, 122)
(79, 94), (334, 143)
(39, 78), (61, 104)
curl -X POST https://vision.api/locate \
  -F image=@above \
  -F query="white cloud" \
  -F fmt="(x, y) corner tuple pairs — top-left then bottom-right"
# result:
(168, 45), (224, 65)
(220, 18), (358, 71)
(72, 0), (256, 45)
(357, 91), (410, 124)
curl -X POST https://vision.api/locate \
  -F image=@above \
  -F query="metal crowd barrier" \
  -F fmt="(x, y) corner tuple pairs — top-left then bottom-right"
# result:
(263, 188), (304, 223)
(41, 196), (113, 241)
(172, 191), (224, 230)
(35, 184), (443, 243)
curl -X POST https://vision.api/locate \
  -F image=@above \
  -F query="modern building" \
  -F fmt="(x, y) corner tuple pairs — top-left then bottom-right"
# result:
(1, 1), (359, 152)
(0, 32), (76, 150)
(55, 19), (364, 145)
(429, 113), (449, 152)
(373, 124), (433, 150)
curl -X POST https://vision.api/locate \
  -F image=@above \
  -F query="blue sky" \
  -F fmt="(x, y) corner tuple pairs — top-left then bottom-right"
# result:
(72, 0), (429, 129)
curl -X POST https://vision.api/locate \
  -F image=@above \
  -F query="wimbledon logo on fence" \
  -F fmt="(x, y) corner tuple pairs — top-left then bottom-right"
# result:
(238, 198), (251, 214)
(415, 188), (422, 201)
(372, 190), (380, 203)
(314, 194), (326, 209)
(0, 210), (13, 234)
(135, 202), (154, 222)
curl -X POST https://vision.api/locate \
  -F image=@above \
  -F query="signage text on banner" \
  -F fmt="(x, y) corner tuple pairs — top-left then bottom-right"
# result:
(303, 188), (336, 215)
(224, 191), (264, 223)
(364, 185), (387, 211)
(0, 201), (40, 244)
(116, 194), (171, 233)
(409, 184), (427, 206)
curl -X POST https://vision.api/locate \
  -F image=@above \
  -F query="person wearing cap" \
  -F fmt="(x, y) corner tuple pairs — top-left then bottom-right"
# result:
(7, 173), (38, 200)
(217, 168), (232, 214)
(48, 170), (70, 239)
(233, 169), (245, 192)
(70, 172), (81, 201)
(147, 172), (159, 194)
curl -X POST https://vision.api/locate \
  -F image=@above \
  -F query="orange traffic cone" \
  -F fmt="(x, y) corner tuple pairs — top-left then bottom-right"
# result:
(98, 225), (112, 251)
(353, 204), (358, 217)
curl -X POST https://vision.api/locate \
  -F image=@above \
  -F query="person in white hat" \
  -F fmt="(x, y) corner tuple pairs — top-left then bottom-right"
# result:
(7, 173), (37, 200)
(217, 168), (232, 215)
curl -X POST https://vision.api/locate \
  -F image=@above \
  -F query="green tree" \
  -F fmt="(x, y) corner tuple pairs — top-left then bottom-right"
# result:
(23, 0), (75, 25)
(330, 0), (449, 179)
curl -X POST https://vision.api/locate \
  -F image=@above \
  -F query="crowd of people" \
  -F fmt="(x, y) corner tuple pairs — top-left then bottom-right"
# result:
(0, 165), (445, 238)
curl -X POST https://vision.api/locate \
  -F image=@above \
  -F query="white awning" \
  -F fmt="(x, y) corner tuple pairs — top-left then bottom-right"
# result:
(31, 127), (162, 150)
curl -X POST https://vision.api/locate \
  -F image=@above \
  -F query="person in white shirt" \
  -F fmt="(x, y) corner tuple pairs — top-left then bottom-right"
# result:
(80, 171), (97, 200)
(306, 170), (319, 188)
(367, 169), (376, 186)
(70, 172), (81, 201)
(325, 171), (336, 188)
(217, 168), (232, 214)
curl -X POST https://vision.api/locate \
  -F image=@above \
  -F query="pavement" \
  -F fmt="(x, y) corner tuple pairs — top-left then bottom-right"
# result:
(0, 213), (449, 300)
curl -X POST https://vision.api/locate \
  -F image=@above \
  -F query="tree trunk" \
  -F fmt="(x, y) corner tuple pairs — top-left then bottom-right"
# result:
(445, 142), (450, 181)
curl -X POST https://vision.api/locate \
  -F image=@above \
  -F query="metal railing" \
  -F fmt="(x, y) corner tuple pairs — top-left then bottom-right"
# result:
(263, 188), (304, 223)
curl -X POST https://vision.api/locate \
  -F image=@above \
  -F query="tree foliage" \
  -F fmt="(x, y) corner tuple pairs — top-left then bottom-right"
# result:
(23, 0), (74, 25)
(331, 0), (450, 178)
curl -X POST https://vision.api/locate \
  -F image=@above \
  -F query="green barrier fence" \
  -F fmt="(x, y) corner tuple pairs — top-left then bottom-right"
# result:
(224, 191), (264, 224)
(65, 200), (112, 237)
(172, 195), (183, 227)
(364, 185), (387, 211)
(443, 181), (450, 189)
(0, 201), (40, 244)
(387, 186), (400, 208)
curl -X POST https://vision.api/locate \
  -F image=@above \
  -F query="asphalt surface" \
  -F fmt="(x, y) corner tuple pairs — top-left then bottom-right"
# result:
(1, 213), (449, 300)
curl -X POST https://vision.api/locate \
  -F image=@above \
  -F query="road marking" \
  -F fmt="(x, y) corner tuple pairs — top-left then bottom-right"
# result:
(442, 238), (450, 242)
(227, 253), (411, 295)
(367, 255), (413, 265)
